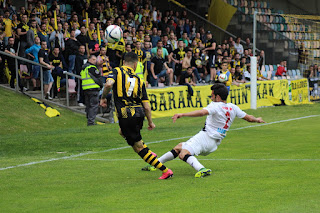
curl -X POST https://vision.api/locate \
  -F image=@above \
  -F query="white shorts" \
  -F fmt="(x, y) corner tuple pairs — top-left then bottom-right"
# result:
(182, 131), (221, 156)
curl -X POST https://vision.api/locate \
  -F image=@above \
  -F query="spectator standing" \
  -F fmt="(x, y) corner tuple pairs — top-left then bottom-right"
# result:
(5, 37), (21, 89)
(38, 23), (50, 48)
(258, 50), (265, 70)
(203, 31), (217, 83)
(151, 27), (160, 47)
(76, 25), (90, 55)
(80, 55), (103, 126)
(298, 43), (308, 73)
(87, 22), (96, 41)
(75, 45), (88, 107)
(142, 41), (152, 76)
(175, 19), (184, 39)
(38, 40), (54, 99)
(97, 46), (112, 79)
(25, 36), (41, 90)
(88, 33), (100, 57)
(17, 14), (29, 59)
(0, 34), (5, 83)
(168, 32), (177, 50)
(49, 47), (65, 98)
(3, 10), (12, 46)
(172, 40), (187, 83)
(133, 41), (146, 63)
(234, 37), (244, 56)
(244, 37), (252, 49)
(49, 23), (65, 51)
(26, 20), (38, 48)
(65, 29), (81, 75)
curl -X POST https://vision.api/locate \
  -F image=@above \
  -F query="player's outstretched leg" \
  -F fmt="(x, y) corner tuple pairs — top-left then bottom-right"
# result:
(136, 143), (173, 179)
(180, 150), (212, 178)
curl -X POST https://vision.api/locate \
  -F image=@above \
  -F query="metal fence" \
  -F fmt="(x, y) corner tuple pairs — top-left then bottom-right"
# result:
(0, 50), (82, 104)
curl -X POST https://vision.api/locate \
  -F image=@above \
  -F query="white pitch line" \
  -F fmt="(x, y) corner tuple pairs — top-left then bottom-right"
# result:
(1, 114), (319, 171)
(68, 158), (320, 162)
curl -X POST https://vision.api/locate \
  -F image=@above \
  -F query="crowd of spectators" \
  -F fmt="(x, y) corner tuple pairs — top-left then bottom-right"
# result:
(0, 0), (269, 102)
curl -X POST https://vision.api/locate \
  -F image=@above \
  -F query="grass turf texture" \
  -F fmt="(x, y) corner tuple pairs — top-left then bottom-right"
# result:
(0, 87), (320, 212)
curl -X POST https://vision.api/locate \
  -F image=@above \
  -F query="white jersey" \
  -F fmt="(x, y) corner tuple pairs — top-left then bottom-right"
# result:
(203, 102), (246, 139)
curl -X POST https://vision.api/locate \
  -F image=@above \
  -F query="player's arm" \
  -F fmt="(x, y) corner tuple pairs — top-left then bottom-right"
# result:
(150, 62), (157, 79)
(141, 83), (155, 130)
(100, 69), (117, 107)
(242, 114), (265, 123)
(100, 79), (114, 107)
(225, 72), (232, 86)
(172, 109), (209, 123)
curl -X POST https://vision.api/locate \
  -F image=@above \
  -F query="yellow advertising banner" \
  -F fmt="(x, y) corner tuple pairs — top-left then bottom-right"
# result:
(289, 78), (310, 104)
(147, 79), (309, 118)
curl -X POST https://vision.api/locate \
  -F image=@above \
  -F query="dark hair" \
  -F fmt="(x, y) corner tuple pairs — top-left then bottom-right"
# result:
(88, 55), (96, 60)
(124, 52), (138, 63)
(210, 83), (229, 100)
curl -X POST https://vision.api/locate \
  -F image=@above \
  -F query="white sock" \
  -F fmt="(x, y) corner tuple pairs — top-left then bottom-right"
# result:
(158, 151), (175, 163)
(186, 156), (204, 171)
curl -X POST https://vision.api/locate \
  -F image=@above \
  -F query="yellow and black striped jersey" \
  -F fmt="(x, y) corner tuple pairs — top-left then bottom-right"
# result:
(133, 49), (146, 63)
(107, 66), (149, 118)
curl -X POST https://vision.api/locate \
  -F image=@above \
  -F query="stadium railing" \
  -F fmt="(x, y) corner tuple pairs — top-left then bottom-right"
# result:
(0, 51), (114, 123)
(0, 50), (81, 104)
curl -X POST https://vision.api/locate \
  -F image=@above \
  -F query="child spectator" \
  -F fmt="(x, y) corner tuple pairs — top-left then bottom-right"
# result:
(275, 60), (287, 77)
(215, 61), (232, 91)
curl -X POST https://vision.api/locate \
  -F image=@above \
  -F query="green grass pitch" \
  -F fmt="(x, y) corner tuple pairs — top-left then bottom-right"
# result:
(0, 87), (320, 212)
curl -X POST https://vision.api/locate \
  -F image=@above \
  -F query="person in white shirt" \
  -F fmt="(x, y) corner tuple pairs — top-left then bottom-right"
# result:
(142, 83), (265, 177)
(234, 37), (244, 56)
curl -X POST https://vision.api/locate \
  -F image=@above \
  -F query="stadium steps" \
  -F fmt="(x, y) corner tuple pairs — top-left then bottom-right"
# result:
(0, 84), (114, 124)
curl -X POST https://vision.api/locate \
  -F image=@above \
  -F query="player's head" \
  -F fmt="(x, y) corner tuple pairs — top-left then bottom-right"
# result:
(210, 83), (228, 102)
(123, 52), (138, 70)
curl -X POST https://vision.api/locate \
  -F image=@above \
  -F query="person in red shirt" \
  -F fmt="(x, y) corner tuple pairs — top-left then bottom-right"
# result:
(276, 60), (287, 76)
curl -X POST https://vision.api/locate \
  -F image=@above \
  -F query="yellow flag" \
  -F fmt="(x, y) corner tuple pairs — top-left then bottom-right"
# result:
(86, 12), (89, 29)
(54, 10), (58, 30)
(97, 23), (101, 45)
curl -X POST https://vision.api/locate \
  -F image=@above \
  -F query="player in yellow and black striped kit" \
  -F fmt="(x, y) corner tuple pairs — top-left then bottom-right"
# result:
(100, 52), (173, 179)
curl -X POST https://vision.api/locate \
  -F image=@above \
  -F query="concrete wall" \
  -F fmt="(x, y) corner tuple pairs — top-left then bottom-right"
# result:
(269, 0), (320, 15)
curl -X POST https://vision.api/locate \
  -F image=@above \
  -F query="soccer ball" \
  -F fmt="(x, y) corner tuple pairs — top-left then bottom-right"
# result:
(105, 25), (123, 43)
(218, 73), (228, 83)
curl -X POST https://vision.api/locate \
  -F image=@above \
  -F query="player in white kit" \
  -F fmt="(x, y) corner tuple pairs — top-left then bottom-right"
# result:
(143, 83), (265, 177)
